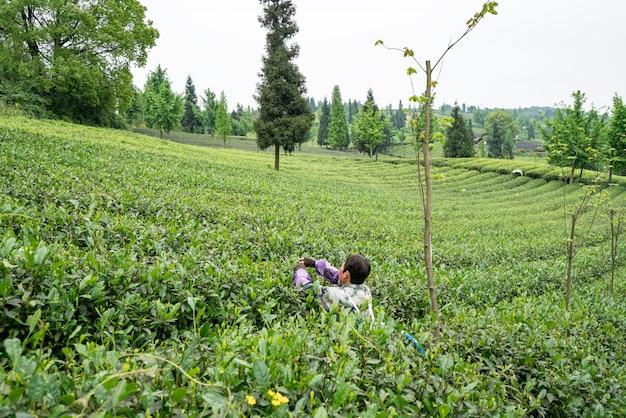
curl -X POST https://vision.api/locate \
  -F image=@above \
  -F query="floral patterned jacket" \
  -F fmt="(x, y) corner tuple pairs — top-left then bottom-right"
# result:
(293, 259), (374, 321)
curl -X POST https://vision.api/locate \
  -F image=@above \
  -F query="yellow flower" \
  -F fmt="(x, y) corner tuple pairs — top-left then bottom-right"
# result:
(268, 390), (289, 406)
(246, 395), (256, 406)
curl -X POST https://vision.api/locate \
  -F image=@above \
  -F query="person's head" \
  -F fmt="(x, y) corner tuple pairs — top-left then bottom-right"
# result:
(338, 254), (371, 285)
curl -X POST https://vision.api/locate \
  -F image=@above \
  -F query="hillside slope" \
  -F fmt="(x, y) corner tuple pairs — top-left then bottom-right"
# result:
(1, 117), (625, 417)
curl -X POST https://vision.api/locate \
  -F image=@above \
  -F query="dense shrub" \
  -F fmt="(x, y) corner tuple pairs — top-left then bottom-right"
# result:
(1, 117), (625, 416)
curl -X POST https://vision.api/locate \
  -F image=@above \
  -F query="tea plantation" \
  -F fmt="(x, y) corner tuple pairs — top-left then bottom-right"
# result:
(1, 116), (625, 417)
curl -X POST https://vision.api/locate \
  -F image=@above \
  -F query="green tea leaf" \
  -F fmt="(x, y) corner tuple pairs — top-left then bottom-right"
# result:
(187, 296), (196, 311)
(200, 389), (228, 408)
(4, 338), (22, 366)
(171, 387), (187, 402)
(313, 406), (328, 418)
(28, 373), (47, 401)
(199, 322), (212, 338)
(332, 381), (350, 408)
(253, 359), (269, 387)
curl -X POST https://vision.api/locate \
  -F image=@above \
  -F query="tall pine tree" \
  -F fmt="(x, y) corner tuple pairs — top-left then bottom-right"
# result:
(254, 0), (314, 170)
(182, 75), (202, 133)
(317, 97), (330, 147)
(354, 88), (385, 159)
(444, 105), (475, 157)
(393, 100), (407, 130)
(327, 85), (349, 150)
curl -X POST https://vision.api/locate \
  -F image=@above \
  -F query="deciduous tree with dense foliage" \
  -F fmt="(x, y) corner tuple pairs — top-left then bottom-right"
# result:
(540, 91), (607, 183)
(607, 94), (626, 182)
(0, 0), (158, 126)
(327, 85), (349, 150)
(144, 66), (183, 138)
(485, 110), (518, 159)
(254, 0), (314, 170)
(200, 88), (218, 135)
(444, 105), (475, 157)
(216, 91), (232, 146)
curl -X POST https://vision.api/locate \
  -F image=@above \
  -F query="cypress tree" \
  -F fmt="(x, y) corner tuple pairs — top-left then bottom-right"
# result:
(182, 75), (202, 133)
(394, 100), (407, 130)
(354, 88), (385, 159)
(444, 105), (475, 157)
(328, 85), (348, 150)
(317, 98), (330, 147)
(254, 0), (314, 170)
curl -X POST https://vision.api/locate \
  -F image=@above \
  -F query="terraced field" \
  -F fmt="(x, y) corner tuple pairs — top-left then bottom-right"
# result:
(1, 116), (625, 417)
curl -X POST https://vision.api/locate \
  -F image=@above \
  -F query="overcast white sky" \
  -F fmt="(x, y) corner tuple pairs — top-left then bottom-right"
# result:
(132, 0), (626, 111)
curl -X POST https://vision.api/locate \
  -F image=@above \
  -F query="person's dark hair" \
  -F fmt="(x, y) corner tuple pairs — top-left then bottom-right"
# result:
(344, 254), (370, 284)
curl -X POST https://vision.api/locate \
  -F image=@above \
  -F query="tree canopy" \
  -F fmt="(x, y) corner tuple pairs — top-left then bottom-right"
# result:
(216, 91), (232, 145)
(254, 0), (314, 170)
(182, 76), (202, 133)
(327, 85), (349, 150)
(485, 110), (518, 159)
(317, 98), (330, 147)
(607, 94), (626, 181)
(540, 91), (607, 182)
(0, 0), (158, 126)
(444, 105), (475, 158)
(144, 66), (183, 138)
(354, 89), (385, 159)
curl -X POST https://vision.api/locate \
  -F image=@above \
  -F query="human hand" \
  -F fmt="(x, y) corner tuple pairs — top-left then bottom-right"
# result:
(293, 260), (306, 272)
(299, 257), (316, 268)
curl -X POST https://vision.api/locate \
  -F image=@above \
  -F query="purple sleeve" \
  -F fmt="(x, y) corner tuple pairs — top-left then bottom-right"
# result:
(293, 268), (312, 287)
(314, 259), (339, 284)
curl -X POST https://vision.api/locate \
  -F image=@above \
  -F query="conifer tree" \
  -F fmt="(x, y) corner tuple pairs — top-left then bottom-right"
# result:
(317, 98), (330, 147)
(182, 75), (202, 133)
(327, 85), (349, 150)
(254, 0), (314, 170)
(355, 89), (385, 159)
(444, 105), (475, 157)
(394, 100), (407, 130)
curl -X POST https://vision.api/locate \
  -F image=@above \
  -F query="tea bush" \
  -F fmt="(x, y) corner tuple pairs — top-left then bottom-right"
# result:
(1, 117), (625, 416)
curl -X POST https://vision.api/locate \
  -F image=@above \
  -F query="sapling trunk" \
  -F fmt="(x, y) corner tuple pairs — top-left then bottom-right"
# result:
(423, 61), (441, 338)
(566, 214), (576, 311)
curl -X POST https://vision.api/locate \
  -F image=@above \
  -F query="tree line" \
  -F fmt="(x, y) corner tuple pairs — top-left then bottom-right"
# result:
(125, 66), (255, 141)
(2, 1), (624, 178)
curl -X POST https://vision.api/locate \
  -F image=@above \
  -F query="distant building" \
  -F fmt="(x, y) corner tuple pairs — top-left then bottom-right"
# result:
(515, 141), (543, 152)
